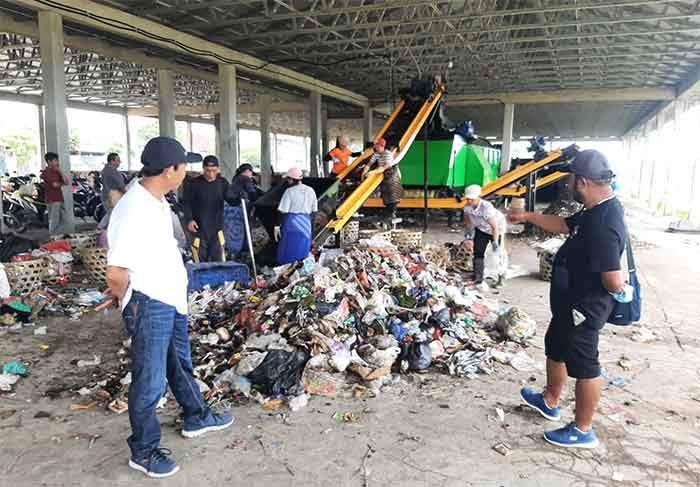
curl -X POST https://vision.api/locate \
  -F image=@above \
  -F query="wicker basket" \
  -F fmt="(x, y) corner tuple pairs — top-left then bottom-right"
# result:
(45, 260), (73, 284)
(539, 251), (555, 282)
(81, 247), (108, 284)
(391, 230), (423, 253)
(449, 244), (473, 273)
(359, 230), (392, 243)
(4, 258), (48, 295)
(340, 221), (360, 247)
(66, 231), (100, 251)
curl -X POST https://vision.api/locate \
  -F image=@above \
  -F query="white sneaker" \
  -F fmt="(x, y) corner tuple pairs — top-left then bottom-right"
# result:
(477, 282), (490, 293)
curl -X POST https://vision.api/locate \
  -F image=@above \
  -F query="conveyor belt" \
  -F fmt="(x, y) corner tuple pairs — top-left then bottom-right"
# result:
(314, 83), (446, 244)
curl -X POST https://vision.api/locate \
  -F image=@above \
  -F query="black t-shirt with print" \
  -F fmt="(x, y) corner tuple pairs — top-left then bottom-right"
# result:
(550, 197), (628, 327)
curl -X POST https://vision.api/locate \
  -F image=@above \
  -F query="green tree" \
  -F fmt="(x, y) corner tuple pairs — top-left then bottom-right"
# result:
(69, 128), (81, 153)
(0, 134), (37, 173)
(240, 147), (260, 168)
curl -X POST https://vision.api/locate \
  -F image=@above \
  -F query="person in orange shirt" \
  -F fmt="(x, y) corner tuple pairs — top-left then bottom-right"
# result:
(324, 135), (362, 176)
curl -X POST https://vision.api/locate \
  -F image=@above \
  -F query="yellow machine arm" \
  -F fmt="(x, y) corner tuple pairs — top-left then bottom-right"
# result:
(319, 83), (446, 237)
(363, 150), (569, 209)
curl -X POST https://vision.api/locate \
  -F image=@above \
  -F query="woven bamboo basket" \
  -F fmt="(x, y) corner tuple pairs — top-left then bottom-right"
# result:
(358, 229), (392, 243)
(449, 244), (474, 273)
(539, 251), (555, 282)
(340, 220), (360, 246)
(45, 260), (73, 284)
(66, 231), (100, 251)
(81, 247), (108, 284)
(4, 258), (48, 295)
(391, 230), (423, 253)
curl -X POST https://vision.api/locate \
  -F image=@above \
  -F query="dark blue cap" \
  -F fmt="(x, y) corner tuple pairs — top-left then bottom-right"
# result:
(203, 155), (219, 167)
(565, 149), (615, 181)
(141, 136), (202, 170)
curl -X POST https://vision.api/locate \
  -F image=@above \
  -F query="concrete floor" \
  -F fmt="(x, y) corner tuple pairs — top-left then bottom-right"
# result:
(1, 205), (699, 487)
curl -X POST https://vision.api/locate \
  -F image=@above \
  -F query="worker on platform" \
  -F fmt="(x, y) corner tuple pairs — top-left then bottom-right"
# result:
(41, 152), (72, 236)
(276, 167), (317, 265)
(510, 150), (630, 449)
(462, 184), (506, 290)
(364, 138), (403, 225)
(224, 163), (261, 259)
(324, 135), (362, 176)
(104, 137), (233, 478)
(183, 155), (229, 262)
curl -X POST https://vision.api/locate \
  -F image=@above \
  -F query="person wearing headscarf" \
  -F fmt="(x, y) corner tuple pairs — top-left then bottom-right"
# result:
(323, 135), (362, 176)
(363, 138), (404, 224)
(276, 167), (317, 265)
(223, 163), (262, 259)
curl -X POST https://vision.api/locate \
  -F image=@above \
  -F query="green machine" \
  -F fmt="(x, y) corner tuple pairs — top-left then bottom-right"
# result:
(398, 135), (501, 193)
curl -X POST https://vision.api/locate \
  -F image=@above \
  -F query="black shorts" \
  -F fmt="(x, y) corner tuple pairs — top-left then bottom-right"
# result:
(544, 305), (603, 379)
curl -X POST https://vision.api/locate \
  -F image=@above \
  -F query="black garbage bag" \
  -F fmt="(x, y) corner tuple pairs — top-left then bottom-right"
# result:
(400, 342), (432, 371)
(247, 349), (309, 396)
(0, 235), (37, 262)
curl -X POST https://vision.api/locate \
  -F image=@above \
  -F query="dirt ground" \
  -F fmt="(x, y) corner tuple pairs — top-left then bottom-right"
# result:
(1, 205), (700, 487)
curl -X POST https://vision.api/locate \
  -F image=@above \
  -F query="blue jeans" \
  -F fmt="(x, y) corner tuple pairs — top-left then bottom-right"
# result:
(122, 291), (209, 460)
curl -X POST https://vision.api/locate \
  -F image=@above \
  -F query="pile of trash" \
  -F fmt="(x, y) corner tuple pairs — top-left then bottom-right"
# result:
(534, 200), (583, 238)
(68, 238), (539, 413)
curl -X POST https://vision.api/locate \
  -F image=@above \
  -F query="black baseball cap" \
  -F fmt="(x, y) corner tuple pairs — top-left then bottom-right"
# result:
(203, 155), (219, 167)
(141, 136), (202, 170)
(236, 163), (256, 176)
(564, 149), (615, 181)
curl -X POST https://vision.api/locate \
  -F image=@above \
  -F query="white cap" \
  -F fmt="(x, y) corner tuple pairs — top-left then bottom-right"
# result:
(465, 184), (482, 200)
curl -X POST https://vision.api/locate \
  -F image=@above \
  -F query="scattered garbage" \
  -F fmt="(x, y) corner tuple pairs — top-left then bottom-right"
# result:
(76, 355), (101, 368)
(492, 441), (513, 456)
(631, 326), (658, 343)
(3, 360), (28, 376)
(62, 242), (537, 412)
(496, 307), (536, 343)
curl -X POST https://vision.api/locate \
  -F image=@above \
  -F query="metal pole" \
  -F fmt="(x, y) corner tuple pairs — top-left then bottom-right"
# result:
(423, 121), (429, 232)
(240, 198), (258, 282)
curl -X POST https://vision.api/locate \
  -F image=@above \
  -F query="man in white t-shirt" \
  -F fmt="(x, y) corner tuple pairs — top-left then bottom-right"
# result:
(104, 137), (234, 478)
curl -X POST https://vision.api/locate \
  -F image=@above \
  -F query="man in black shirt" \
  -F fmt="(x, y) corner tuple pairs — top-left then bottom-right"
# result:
(183, 156), (229, 262)
(510, 150), (629, 449)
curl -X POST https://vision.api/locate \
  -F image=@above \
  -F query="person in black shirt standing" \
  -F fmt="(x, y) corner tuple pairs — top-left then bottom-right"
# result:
(183, 155), (229, 262)
(509, 150), (630, 449)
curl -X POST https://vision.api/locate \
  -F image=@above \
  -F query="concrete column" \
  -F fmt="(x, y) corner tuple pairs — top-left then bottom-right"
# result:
(309, 91), (322, 177)
(214, 113), (221, 157)
(259, 94), (272, 189)
(186, 121), (193, 151)
(124, 111), (132, 170)
(500, 103), (515, 175)
(321, 107), (329, 155)
(37, 105), (46, 162)
(157, 69), (176, 138)
(218, 64), (239, 180)
(39, 11), (75, 233)
(363, 106), (373, 143)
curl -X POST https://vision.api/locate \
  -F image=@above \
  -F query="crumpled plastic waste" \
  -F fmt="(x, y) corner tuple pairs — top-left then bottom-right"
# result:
(448, 349), (494, 378)
(3, 361), (28, 376)
(71, 240), (536, 412)
(76, 355), (101, 368)
(0, 372), (20, 392)
(497, 306), (536, 343)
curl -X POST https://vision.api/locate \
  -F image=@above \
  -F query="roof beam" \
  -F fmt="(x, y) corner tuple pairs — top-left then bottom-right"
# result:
(5, 0), (368, 106)
(185, 0), (677, 31)
(0, 88), (126, 113)
(232, 9), (696, 41)
(128, 101), (308, 116)
(445, 88), (676, 106)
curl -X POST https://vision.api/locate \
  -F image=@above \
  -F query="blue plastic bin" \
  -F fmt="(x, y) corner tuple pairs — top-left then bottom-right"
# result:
(186, 261), (250, 292)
